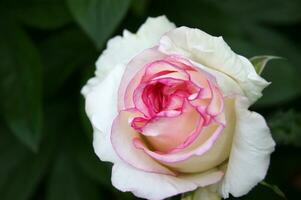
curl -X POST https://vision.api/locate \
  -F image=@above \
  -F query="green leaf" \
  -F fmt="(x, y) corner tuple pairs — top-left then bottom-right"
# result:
(40, 98), (105, 200)
(268, 110), (301, 147)
(260, 181), (287, 199)
(250, 55), (282, 75)
(1, 0), (72, 29)
(66, 0), (131, 49)
(38, 28), (97, 96)
(0, 126), (29, 191)
(0, 20), (43, 151)
(0, 123), (54, 200)
(46, 153), (103, 200)
(0, 100), (64, 200)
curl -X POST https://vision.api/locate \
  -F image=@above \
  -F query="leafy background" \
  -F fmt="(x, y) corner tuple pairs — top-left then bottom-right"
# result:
(0, 0), (300, 199)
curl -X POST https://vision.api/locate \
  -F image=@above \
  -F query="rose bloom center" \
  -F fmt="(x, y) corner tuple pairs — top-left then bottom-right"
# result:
(112, 51), (231, 174)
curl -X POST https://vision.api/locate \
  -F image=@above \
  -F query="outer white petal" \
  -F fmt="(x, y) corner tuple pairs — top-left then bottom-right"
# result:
(190, 60), (243, 97)
(219, 97), (275, 198)
(84, 64), (125, 163)
(112, 163), (224, 200)
(159, 27), (269, 104)
(94, 16), (175, 80)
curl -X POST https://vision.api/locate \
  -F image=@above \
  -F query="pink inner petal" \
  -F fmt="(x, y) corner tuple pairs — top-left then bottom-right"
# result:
(164, 55), (197, 71)
(206, 81), (224, 116)
(133, 119), (225, 163)
(140, 100), (203, 152)
(118, 47), (167, 110)
(116, 49), (226, 168)
(142, 60), (190, 82)
(111, 109), (177, 176)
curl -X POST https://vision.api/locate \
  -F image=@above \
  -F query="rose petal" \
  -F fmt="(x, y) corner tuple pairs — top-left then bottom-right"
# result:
(83, 64), (125, 163)
(112, 162), (224, 200)
(140, 100), (203, 152)
(206, 81), (224, 116)
(160, 98), (235, 173)
(111, 109), (177, 176)
(82, 16), (176, 164)
(142, 59), (192, 82)
(190, 60), (244, 98)
(134, 118), (224, 164)
(159, 27), (269, 104)
(132, 78), (198, 117)
(94, 16), (175, 82)
(164, 55), (197, 71)
(119, 47), (167, 110)
(219, 96), (275, 198)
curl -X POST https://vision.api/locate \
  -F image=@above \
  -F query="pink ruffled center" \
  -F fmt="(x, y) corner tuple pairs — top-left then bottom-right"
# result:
(112, 48), (225, 173)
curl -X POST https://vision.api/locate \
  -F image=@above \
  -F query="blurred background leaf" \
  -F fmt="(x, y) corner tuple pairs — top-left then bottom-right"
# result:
(67, 0), (131, 49)
(255, 59), (300, 107)
(38, 28), (97, 96)
(0, 0), (301, 199)
(0, 20), (43, 151)
(268, 110), (301, 147)
(46, 152), (102, 200)
(0, 125), (47, 200)
(1, 0), (72, 30)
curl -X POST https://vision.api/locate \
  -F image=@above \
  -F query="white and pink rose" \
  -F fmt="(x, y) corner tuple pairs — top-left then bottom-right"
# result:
(82, 16), (275, 200)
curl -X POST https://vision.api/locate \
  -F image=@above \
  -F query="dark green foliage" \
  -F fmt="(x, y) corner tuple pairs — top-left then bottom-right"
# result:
(0, 20), (43, 151)
(67, 0), (131, 49)
(0, 0), (300, 199)
(268, 110), (301, 147)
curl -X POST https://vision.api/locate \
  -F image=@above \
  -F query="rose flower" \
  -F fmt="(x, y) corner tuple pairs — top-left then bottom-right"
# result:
(82, 16), (275, 200)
